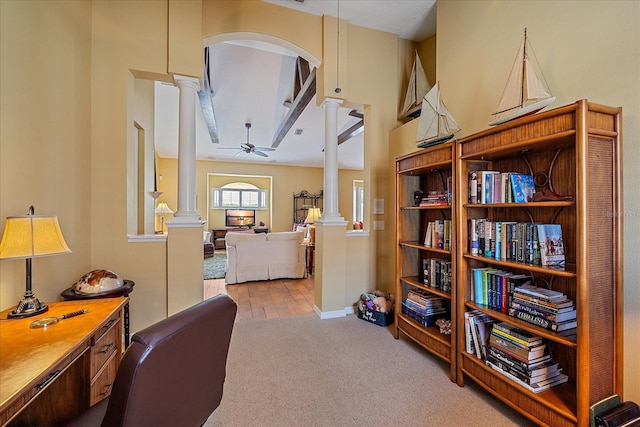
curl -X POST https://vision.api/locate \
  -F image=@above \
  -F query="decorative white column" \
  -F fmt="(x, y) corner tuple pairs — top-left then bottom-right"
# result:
(171, 75), (201, 225)
(320, 98), (345, 222)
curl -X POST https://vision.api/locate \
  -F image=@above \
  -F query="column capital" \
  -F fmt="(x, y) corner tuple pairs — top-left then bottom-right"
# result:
(321, 97), (344, 108)
(173, 75), (200, 91)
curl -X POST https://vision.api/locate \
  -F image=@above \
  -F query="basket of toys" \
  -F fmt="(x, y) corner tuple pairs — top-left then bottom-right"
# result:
(357, 291), (395, 326)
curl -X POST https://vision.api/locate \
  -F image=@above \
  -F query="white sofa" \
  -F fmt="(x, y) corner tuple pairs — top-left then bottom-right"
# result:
(225, 231), (306, 284)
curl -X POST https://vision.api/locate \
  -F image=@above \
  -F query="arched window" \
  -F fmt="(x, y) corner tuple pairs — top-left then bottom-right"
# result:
(211, 182), (267, 210)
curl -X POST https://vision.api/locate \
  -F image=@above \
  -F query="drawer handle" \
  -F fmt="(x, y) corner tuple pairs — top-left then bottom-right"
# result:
(102, 319), (117, 330)
(100, 383), (113, 396)
(37, 370), (61, 390)
(99, 343), (114, 354)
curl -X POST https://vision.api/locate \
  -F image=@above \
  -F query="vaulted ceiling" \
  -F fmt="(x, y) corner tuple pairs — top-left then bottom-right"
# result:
(153, 0), (437, 170)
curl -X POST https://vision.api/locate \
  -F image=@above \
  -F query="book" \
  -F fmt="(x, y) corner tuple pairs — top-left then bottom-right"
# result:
(512, 291), (574, 309)
(469, 171), (478, 204)
(510, 173), (535, 203)
(514, 284), (567, 302)
(508, 307), (577, 332)
(468, 218), (480, 255)
(424, 222), (433, 246)
(536, 224), (565, 267)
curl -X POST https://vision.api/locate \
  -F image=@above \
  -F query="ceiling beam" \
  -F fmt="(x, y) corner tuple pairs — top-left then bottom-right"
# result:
(197, 47), (219, 144)
(271, 61), (316, 148)
(338, 119), (364, 145)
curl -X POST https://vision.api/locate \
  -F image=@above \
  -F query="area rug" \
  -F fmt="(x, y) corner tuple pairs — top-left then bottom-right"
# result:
(204, 252), (227, 279)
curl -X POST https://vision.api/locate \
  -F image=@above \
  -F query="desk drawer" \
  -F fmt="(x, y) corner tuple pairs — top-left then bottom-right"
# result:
(90, 317), (120, 379)
(89, 351), (118, 406)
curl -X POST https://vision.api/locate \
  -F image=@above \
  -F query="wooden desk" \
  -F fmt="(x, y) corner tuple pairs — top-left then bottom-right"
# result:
(0, 298), (127, 426)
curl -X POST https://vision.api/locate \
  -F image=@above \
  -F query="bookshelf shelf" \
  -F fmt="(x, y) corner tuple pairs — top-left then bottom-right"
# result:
(395, 142), (457, 381)
(455, 100), (623, 427)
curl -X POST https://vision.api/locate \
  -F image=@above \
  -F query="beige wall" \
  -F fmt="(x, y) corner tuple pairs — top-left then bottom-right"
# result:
(436, 0), (640, 404)
(0, 1), (93, 311)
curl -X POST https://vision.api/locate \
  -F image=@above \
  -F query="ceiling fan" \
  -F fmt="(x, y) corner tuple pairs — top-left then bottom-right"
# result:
(219, 123), (276, 158)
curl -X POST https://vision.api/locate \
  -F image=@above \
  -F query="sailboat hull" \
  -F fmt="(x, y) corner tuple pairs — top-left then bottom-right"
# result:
(417, 133), (455, 149)
(489, 97), (556, 126)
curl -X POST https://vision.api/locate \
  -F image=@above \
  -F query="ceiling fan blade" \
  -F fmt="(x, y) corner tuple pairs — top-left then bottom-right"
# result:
(233, 150), (244, 157)
(253, 150), (268, 158)
(254, 146), (275, 151)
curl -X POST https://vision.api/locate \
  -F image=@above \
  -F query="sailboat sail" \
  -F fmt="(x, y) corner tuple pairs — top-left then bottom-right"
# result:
(490, 28), (555, 126)
(416, 82), (460, 148)
(400, 51), (432, 118)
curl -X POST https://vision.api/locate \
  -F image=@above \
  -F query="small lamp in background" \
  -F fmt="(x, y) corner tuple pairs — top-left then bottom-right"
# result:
(0, 206), (72, 318)
(304, 207), (322, 244)
(154, 202), (173, 234)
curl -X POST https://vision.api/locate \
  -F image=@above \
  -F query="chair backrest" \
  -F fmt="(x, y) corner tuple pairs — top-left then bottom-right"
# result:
(101, 294), (237, 427)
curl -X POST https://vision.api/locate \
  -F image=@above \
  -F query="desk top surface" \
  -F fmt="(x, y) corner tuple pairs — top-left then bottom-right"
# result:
(0, 298), (127, 414)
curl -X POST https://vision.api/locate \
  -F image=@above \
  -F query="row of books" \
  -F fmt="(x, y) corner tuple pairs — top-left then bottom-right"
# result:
(424, 219), (452, 251)
(401, 289), (448, 328)
(422, 258), (452, 294)
(468, 219), (565, 267)
(470, 268), (577, 333)
(468, 171), (535, 204)
(464, 313), (568, 393)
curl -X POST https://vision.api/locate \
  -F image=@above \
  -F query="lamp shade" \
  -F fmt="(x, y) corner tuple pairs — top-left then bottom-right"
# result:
(0, 215), (71, 260)
(154, 202), (174, 215)
(304, 207), (321, 224)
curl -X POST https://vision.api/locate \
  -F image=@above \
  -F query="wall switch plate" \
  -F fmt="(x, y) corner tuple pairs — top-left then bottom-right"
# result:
(373, 221), (384, 230)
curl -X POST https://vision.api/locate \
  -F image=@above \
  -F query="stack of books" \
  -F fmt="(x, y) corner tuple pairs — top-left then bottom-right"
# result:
(486, 322), (568, 393)
(419, 191), (449, 206)
(508, 284), (577, 334)
(401, 289), (447, 327)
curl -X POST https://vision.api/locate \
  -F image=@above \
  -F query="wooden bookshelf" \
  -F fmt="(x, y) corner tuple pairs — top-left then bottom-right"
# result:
(394, 141), (457, 381)
(455, 100), (623, 426)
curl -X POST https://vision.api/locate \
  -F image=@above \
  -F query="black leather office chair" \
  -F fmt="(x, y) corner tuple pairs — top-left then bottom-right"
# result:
(66, 294), (237, 427)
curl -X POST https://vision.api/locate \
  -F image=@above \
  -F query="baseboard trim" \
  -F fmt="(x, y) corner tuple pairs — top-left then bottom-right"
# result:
(313, 305), (355, 319)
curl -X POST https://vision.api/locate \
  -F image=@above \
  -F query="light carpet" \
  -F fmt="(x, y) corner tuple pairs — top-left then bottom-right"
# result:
(204, 313), (536, 426)
(204, 253), (227, 280)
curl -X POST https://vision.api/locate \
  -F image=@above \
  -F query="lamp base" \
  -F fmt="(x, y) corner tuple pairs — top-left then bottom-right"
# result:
(8, 295), (48, 318)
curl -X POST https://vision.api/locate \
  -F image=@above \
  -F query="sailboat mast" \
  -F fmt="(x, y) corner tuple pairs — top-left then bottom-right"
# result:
(520, 28), (527, 107)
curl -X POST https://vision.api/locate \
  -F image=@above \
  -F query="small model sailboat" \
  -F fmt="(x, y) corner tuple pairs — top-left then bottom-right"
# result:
(416, 81), (461, 149)
(399, 51), (432, 119)
(489, 28), (556, 126)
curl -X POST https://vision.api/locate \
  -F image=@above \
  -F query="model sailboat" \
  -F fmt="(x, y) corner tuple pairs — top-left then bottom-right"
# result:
(399, 51), (432, 119)
(489, 28), (556, 126)
(416, 82), (461, 149)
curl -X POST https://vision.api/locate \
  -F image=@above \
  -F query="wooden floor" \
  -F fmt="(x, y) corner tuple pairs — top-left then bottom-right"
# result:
(204, 275), (315, 321)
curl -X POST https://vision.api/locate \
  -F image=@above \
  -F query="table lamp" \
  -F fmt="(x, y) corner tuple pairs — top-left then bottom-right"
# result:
(304, 207), (322, 244)
(0, 206), (72, 318)
(154, 202), (174, 234)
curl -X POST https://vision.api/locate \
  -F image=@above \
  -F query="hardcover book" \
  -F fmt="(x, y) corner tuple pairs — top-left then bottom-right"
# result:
(510, 174), (535, 203)
(536, 224), (565, 267)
